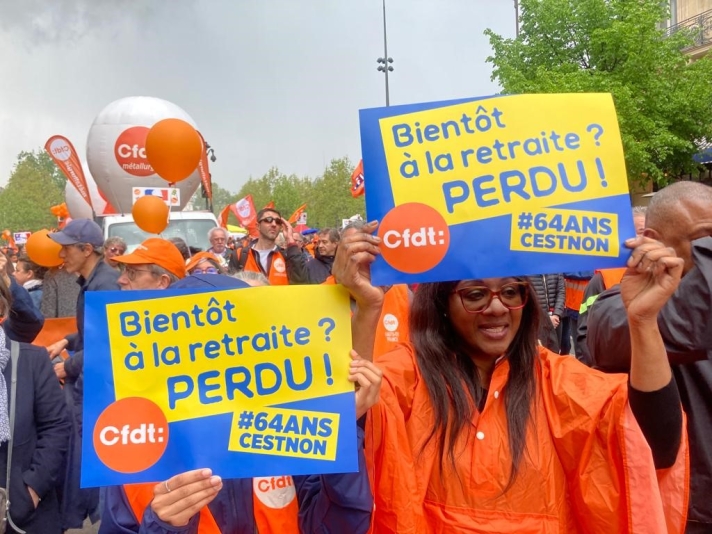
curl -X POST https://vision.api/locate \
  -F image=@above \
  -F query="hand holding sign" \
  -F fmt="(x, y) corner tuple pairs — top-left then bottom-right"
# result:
(332, 221), (384, 310)
(151, 468), (223, 527)
(348, 350), (383, 419)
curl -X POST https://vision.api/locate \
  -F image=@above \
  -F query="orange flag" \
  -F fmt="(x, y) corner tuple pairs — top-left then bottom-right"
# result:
(219, 196), (260, 237)
(45, 135), (93, 209)
(350, 159), (364, 197)
(196, 131), (212, 202)
(264, 201), (275, 210)
(288, 203), (307, 224)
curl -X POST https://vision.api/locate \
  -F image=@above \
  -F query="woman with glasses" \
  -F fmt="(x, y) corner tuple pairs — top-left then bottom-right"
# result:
(103, 237), (127, 270)
(335, 222), (688, 533)
(186, 251), (224, 276)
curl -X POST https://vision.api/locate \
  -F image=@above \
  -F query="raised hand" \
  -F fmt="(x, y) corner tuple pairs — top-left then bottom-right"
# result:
(621, 236), (683, 324)
(332, 221), (384, 310)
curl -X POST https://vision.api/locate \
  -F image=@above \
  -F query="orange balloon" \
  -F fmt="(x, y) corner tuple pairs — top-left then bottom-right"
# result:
(26, 230), (63, 267)
(132, 195), (170, 234)
(145, 118), (202, 183)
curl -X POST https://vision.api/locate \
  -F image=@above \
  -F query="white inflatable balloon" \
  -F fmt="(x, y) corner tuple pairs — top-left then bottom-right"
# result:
(65, 163), (110, 219)
(86, 96), (201, 213)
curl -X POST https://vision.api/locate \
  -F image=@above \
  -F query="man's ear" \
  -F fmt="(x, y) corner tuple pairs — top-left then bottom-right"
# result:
(643, 228), (660, 240)
(159, 275), (172, 290)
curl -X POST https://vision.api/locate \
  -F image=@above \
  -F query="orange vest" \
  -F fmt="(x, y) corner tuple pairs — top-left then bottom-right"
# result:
(596, 267), (627, 290)
(238, 248), (289, 285)
(373, 285), (411, 359)
(124, 476), (299, 533)
(563, 278), (588, 312)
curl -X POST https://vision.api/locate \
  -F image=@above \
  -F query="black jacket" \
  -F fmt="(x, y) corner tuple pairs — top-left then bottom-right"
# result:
(3, 279), (44, 344)
(306, 250), (335, 284)
(528, 274), (565, 352)
(1, 341), (71, 533)
(586, 237), (712, 528)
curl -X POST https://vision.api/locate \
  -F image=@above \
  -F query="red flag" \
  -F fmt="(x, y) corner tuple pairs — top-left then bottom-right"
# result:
(288, 203), (307, 224)
(196, 131), (212, 202)
(264, 201), (275, 210)
(45, 136), (93, 209)
(230, 195), (259, 237)
(350, 159), (364, 197)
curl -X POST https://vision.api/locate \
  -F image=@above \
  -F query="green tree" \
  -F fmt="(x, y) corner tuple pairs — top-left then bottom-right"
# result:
(210, 182), (238, 213)
(0, 151), (66, 232)
(236, 168), (312, 220)
(308, 157), (365, 228)
(232, 157), (365, 228)
(485, 0), (712, 188)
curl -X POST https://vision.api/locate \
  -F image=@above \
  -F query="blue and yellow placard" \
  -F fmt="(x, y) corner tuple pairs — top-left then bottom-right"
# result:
(81, 284), (357, 487)
(359, 93), (636, 284)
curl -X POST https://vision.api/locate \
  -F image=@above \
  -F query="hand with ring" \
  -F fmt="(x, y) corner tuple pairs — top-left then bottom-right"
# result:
(151, 468), (223, 527)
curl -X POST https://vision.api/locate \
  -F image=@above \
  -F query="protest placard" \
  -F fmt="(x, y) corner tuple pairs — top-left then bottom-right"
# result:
(359, 93), (636, 285)
(81, 284), (357, 487)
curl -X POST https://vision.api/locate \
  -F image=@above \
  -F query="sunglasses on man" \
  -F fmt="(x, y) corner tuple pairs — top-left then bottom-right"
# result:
(259, 217), (282, 225)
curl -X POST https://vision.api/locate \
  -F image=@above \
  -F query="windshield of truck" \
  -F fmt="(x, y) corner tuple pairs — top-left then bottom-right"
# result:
(107, 219), (217, 253)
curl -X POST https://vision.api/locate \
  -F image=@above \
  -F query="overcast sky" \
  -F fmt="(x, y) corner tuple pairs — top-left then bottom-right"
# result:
(0, 0), (515, 192)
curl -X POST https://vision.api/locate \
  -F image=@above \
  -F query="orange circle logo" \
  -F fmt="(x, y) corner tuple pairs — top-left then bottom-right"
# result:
(93, 397), (169, 473)
(114, 126), (154, 177)
(378, 203), (450, 274)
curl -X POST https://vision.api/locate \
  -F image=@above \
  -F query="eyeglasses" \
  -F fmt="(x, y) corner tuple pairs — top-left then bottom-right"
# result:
(211, 237), (226, 243)
(191, 267), (219, 275)
(122, 267), (157, 281)
(259, 217), (282, 225)
(108, 247), (125, 255)
(454, 282), (529, 314)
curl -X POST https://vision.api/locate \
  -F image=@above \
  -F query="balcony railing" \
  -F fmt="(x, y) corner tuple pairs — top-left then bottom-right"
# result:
(666, 9), (712, 51)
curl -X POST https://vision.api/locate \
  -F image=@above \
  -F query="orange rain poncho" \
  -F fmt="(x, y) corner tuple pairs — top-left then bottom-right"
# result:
(366, 345), (689, 533)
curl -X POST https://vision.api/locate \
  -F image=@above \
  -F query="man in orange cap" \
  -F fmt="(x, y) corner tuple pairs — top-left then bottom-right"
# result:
(113, 238), (187, 290)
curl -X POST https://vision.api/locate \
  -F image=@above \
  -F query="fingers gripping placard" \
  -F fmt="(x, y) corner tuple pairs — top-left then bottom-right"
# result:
(82, 285), (357, 487)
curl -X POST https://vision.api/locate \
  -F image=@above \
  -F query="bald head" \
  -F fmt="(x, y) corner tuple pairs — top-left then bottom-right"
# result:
(646, 182), (712, 230)
(644, 181), (712, 274)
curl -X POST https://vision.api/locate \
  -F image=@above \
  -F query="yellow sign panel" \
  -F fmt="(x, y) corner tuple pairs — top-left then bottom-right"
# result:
(107, 285), (352, 423)
(378, 93), (628, 225)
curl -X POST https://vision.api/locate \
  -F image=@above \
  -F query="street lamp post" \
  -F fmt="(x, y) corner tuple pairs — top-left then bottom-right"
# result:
(514, 0), (520, 37)
(376, 0), (394, 106)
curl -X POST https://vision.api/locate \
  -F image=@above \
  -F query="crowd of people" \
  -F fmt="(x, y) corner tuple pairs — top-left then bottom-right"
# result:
(0, 181), (709, 532)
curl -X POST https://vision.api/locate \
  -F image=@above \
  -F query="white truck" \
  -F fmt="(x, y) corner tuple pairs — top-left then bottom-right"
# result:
(100, 210), (218, 253)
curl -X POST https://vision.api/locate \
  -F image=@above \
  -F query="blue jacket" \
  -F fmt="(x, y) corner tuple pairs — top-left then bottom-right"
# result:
(98, 427), (373, 534)
(64, 259), (120, 356)
(1, 340), (71, 533)
(3, 278), (44, 343)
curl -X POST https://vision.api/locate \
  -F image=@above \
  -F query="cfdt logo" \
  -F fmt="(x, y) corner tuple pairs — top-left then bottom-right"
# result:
(115, 126), (154, 177)
(49, 138), (72, 161)
(378, 203), (450, 274)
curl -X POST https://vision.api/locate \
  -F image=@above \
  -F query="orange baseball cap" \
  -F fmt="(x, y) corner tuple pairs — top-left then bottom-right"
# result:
(113, 238), (186, 279)
(186, 251), (223, 273)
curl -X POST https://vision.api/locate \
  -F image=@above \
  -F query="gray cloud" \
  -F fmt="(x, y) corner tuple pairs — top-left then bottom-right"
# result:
(0, 0), (514, 192)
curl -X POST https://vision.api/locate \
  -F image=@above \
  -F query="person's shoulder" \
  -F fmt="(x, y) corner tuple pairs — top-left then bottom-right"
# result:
(12, 341), (51, 368)
(377, 343), (419, 380)
(91, 261), (121, 290)
(537, 346), (626, 390)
